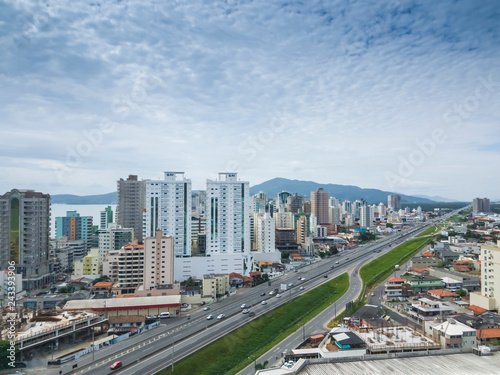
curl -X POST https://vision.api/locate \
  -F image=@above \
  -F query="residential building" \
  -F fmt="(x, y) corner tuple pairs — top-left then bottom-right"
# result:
(0, 189), (51, 289)
(275, 228), (299, 252)
(55, 210), (93, 251)
(143, 172), (192, 257)
(400, 274), (445, 293)
(410, 256), (441, 269)
(426, 289), (459, 301)
(428, 318), (477, 349)
(202, 273), (230, 298)
(100, 206), (113, 229)
(205, 172), (250, 255)
(311, 188), (329, 224)
(409, 298), (455, 323)
(116, 174), (147, 243)
(473, 197), (490, 214)
(470, 243), (500, 311)
(387, 194), (401, 211)
(384, 277), (411, 299)
(277, 191), (291, 209)
(103, 242), (145, 295)
(191, 214), (206, 253)
(0, 270), (24, 301)
(255, 212), (276, 253)
(73, 248), (101, 276)
(287, 193), (303, 214)
(428, 268), (480, 292)
(143, 230), (175, 290)
(329, 206), (341, 225)
(359, 205), (374, 228)
(252, 191), (267, 213)
(98, 224), (134, 264)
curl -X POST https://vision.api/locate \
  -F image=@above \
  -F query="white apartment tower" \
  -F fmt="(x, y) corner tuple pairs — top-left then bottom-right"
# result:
(471, 243), (500, 312)
(205, 173), (250, 254)
(256, 212), (276, 253)
(143, 172), (192, 257)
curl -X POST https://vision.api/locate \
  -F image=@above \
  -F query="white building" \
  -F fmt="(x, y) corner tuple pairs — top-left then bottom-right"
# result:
(256, 212), (276, 253)
(98, 224), (134, 264)
(470, 242), (500, 311)
(143, 172), (192, 257)
(329, 206), (341, 225)
(143, 230), (175, 290)
(205, 173), (250, 255)
(273, 211), (294, 229)
(359, 205), (374, 228)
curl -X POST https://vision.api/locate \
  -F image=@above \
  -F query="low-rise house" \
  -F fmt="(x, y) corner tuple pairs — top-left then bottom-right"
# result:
(400, 274), (445, 293)
(409, 298), (455, 323)
(427, 289), (459, 301)
(203, 274), (230, 298)
(108, 315), (145, 335)
(476, 328), (500, 345)
(410, 256), (441, 269)
(229, 272), (244, 287)
(441, 277), (462, 291)
(428, 318), (477, 349)
(428, 268), (480, 292)
(384, 277), (412, 299)
(92, 281), (116, 298)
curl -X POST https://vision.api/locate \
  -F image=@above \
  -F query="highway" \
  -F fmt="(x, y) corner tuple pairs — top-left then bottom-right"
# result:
(44, 211), (463, 375)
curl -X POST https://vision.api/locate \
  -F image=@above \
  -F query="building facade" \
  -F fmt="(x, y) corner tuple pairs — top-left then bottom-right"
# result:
(311, 188), (329, 225)
(143, 230), (175, 290)
(0, 189), (52, 289)
(55, 210), (93, 251)
(116, 174), (147, 243)
(143, 172), (192, 257)
(387, 194), (401, 211)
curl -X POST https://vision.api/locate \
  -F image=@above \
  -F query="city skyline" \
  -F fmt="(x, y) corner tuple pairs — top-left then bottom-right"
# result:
(1, 1), (499, 200)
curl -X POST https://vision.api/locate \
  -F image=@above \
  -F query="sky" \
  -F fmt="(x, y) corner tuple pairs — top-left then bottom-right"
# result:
(0, 0), (499, 201)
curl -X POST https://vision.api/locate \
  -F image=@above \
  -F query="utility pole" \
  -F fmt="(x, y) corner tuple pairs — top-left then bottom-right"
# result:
(92, 329), (95, 362)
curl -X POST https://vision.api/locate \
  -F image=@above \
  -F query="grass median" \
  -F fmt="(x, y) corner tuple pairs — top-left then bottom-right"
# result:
(415, 225), (440, 237)
(158, 272), (349, 375)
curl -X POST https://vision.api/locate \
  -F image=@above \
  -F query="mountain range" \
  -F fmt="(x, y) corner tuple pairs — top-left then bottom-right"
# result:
(51, 178), (456, 204)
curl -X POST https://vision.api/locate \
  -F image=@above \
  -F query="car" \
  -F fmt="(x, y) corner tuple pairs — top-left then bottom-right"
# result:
(203, 306), (210, 311)
(241, 304), (247, 309)
(297, 276), (302, 280)
(299, 286), (304, 290)
(288, 282), (294, 287)
(261, 300), (267, 305)
(200, 301), (206, 305)
(330, 265), (335, 269)
(260, 292), (266, 296)
(269, 291), (275, 295)
(159, 312), (170, 318)
(206, 314), (214, 320)
(276, 294), (281, 298)
(242, 309), (250, 314)
(301, 277), (307, 281)
(323, 275), (328, 278)
(371, 293), (375, 296)
(249, 311), (255, 317)
(335, 261), (339, 264)
(181, 303), (189, 308)
(294, 270), (298, 273)
(217, 314), (225, 320)
(110, 361), (122, 370)
(346, 257), (349, 260)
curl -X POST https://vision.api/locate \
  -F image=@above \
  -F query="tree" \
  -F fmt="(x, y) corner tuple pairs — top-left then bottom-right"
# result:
(456, 289), (467, 297)
(437, 261), (448, 268)
(0, 340), (15, 369)
(329, 245), (338, 256)
(92, 275), (110, 285)
(386, 223), (394, 228)
(181, 277), (196, 287)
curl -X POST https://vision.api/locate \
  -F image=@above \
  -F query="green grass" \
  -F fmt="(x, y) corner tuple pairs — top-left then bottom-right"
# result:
(360, 237), (433, 289)
(158, 273), (349, 375)
(415, 225), (440, 237)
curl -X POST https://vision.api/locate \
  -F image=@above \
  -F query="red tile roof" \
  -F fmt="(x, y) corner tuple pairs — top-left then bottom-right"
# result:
(453, 265), (470, 272)
(422, 250), (434, 257)
(477, 328), (500, 339)
(229, 272), (244, 279)
(467, 305), (488, 316)
(427, 289), (458, 297)
(93, 281), (114, 288)
(387, 277), (405, 283)
(249, 272), (262, 277)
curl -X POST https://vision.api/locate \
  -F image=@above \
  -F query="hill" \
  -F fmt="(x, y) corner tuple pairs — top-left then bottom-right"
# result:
(250, 178), (433, 204)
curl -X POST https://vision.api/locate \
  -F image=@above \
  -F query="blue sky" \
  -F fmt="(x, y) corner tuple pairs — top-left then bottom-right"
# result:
(0, 0), (499, 201)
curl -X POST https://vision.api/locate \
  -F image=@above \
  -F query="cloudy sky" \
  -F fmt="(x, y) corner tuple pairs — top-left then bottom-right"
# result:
(1, 0), (499, 201)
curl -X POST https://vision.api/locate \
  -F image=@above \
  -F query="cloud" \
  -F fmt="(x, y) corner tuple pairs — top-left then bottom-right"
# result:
(0, 0), (499, 201)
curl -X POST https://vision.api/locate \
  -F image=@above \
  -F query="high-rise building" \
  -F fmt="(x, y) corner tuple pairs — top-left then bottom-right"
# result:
(205, 173), (250, 254)
(255, 212), (276, 253)
(311, 188), (329, 224)
(55, 211), (93, 251)
(103, 242), (145, 295)
(277, 191), (292, 207)
(470, 243), (500, 312)
(116, 175), (147, 243)
(359, 205), (374, 228)
(144, 230), (175, 290)
(329, 206), (341, 225)
(287, 193), (303, 214)
(98, 224), (134, 264)
(377, 203), (386, 217)
(252, 191), (267, 213)
(388, 194), (401, 211)
(143, 172), (192, 257)
(100, 206), (113, 229)
(0, 189), (51, 289)
(473, 198), (490, 214)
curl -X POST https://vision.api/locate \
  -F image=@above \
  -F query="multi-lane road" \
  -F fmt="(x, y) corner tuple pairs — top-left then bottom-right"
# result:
(45, 212), (462, 375)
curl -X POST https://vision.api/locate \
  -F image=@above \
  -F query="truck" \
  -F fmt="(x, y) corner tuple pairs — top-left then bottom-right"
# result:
(395, 264), (400, 270)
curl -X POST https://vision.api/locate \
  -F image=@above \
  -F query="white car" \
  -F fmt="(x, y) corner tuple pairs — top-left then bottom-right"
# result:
(206, 314), (214, 320)
(203, 306), (210, 311)
(242, 309), (250, 314)
(240, 304), (247, 309)
(276, 294), (281, 298)
(269, 291), (275, 295)
(288, 282), (294, 287)
(301, 277), (307, 281)
(299, 286), (304, 290)
(261, 300), (267, 305)
(217, 314), (225, 320)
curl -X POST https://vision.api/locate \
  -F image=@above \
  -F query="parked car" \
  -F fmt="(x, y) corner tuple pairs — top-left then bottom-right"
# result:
(181, 303), (189, 308)
(217, 314), (225, 320)
(110, 361), (122, 370)
(159, 312), (170, 318)
(242, 309), (250, 314)
(261, 300), (267, 305)
(206, 314), (214, 320)
(203, 306), (210, 311)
